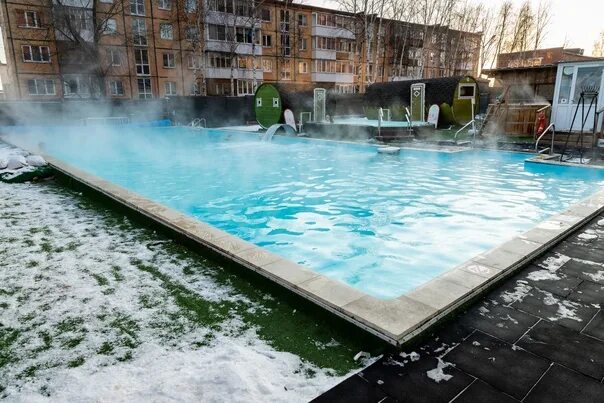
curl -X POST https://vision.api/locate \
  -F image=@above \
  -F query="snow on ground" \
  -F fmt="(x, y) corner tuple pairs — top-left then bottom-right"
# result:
(0, 181), (360, 402)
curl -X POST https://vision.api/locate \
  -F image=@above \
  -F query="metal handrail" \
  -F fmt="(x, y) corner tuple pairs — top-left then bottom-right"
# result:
(454, 120), (475, 139)
(191, 118), (206, 128)
(537, 105), (551, 113)
(534, 123), (556, 155)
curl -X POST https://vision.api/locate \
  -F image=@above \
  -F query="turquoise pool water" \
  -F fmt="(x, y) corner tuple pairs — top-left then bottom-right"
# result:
(4, 127), (604, 299)
(332, 117), (431, 128)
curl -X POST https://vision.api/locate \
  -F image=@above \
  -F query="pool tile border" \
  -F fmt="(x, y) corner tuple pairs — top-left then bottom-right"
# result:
(15, 150), (604, 346)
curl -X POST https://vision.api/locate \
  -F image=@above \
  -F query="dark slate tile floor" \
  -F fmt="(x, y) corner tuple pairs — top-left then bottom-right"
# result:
(313, 216), (604, 403)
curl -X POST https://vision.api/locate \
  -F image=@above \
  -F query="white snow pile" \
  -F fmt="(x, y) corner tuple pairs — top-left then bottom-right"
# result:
(426, 358), (453, 383)
(0, 143), (46, 174)
(0, 182), (353, 402)
(527, 253), (571, 282)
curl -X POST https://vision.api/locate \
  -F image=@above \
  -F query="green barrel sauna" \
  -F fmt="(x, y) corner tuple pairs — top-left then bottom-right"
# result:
(254, 83), (282, 129)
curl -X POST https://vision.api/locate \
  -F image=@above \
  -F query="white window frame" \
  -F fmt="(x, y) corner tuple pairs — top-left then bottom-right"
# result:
(158, 0), (171, 10)
(160, 23), (173, 40)
(298, 61), (308, 74)
(27, 79), (55, 96)
(20, 10), (40, 28)
(135, 48), (150, 76)
(109, 80), (124, 96)
(22, 45), (50, 63)
(104, 18), (117, 35)
(132, 19), (147, 46)
(108, 48), (121, 66)
(262, 58), (272, 72)
(163, 52), (175, 68)
(164, 81), (177, 96)
(130, 0), (145, 16)
(138, 78), (152, 99)
(262, 34), (271, 47)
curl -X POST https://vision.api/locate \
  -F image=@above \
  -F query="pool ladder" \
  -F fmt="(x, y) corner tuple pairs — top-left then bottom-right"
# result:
(534, 123), (556, 155)
(190, 118), (206, 129)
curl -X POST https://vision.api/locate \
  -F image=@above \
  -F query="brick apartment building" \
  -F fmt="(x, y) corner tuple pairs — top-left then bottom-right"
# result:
(0, 0), (481, 100)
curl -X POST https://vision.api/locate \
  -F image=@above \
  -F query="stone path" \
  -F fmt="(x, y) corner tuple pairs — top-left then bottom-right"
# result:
(313, 216), (604, 402)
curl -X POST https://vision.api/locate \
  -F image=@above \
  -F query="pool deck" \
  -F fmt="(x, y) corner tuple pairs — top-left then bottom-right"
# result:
(313, 212), (604, 402)
(30, 150), (604, 348)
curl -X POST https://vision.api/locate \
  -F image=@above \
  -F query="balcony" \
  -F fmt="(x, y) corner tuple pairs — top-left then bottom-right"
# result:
(205, 41), (262, 56)
(206, 67), (263, 80)
(311, 72), (354, 83)
(312, 49), (336, 60)
(311, 25), (354, 40)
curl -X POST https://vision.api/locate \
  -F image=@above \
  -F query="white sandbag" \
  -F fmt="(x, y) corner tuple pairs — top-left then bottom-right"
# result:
(26, 155), (47, 167)
(7, 155), (27, 170)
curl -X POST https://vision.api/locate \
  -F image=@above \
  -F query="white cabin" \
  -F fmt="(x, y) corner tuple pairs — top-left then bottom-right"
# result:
(552, 60), (604, 132)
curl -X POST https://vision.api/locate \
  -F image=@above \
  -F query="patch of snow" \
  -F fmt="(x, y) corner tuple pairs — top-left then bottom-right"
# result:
(26, 155), (47, 167)
(400, 351), (420, 362)
(426, 358), (453, 383)
(527, 270), (561, 281)
(583, 270), (604, 283)
(578, 233), (598, 241)
(542, 292), (583, 322)
(0, 182), (353, 401)
(501, 281), (532, 304)
(597, 219), (604, 227)
(539, 254), (570, 271)
(472, 341), (480, 347)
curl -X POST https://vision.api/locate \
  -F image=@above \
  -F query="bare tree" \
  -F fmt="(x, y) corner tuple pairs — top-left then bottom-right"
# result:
(174, 0), (208, 96)
(593, 31), (604, 57)
(533, 0), (552, 50)
(508, 1), (534, 53)
(49, 0), (128, 98)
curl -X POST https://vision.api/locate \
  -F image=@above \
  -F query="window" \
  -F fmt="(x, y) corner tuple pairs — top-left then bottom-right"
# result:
(235, 0), (252, 17)
(108, 48), (121, 66)
(100, 0), (114, 3)
(27, 79), (55, 95)
(236, 80), (256, 96)
(186, 26), (200, 42)
(109, 80), (124, 96)
(184, 0), (197, 12)
(160, 23), (173, 40)
(260, 8), (271, 22)
(207, 52), (231, 68)
(104, 18), (117, 34)
(17, 10), (40, 28)
(158, 0), (171, 10)
(262, 58), (272, 72)
(281, 34), (290, 56)
(163, 53), (175, 68)
(135, 49), (150, 75)
(138, 78), (152, 98)
(132, 19), (147, 45)
(573, 66), (604, 103)
(236, 27), (255, 44)
(238, 56), (250, 69)
(208, 24), (226, 41)
(298, 61), (308, 74)
(130, 0), (145, 16)
(188, 54), (203, 69)
(165, 81), (177, 96)
(298, 37), (307, 51)
(458, 83), (476, 99)
(280, 60), (291, 80)
(279, 10), (290, 31)
(298, 14), (307, 26)
(314, 36), (336, 50)
(22, 45), (50, 63)
(262, 34), (272, 47)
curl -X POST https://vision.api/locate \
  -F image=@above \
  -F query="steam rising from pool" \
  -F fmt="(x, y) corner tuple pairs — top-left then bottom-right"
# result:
(3, 127), (604, 299)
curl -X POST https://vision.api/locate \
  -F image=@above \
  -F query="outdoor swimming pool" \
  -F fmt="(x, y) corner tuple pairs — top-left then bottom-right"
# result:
(4, 126), (604, 299)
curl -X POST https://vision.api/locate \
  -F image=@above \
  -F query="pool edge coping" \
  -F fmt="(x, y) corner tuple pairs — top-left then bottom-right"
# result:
(4, 138), (604, 347)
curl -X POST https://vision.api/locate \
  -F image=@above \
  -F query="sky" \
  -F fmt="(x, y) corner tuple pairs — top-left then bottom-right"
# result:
(308, 0), (604, 55)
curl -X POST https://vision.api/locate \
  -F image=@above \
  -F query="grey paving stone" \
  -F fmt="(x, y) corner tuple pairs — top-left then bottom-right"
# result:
(444, 331), (550, 400)
(458, 301), (539, 344)
(359, 355), (473, 403)
(568, 281), (604, 306)
(451, 380), (519, 403)
(524, 364), (604, 403)
(583, 310), (604, 341)
(310, 374), (389, 403)
(517, 264), (583, 298)
(560, 259), (604, 285)
(512, 290), (598, 332)
(556, 242), (604, 263)
(517, 320), (604, 380)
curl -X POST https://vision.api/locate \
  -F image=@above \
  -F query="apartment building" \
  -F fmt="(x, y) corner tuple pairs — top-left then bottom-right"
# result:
(0, 0), (481, 100)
